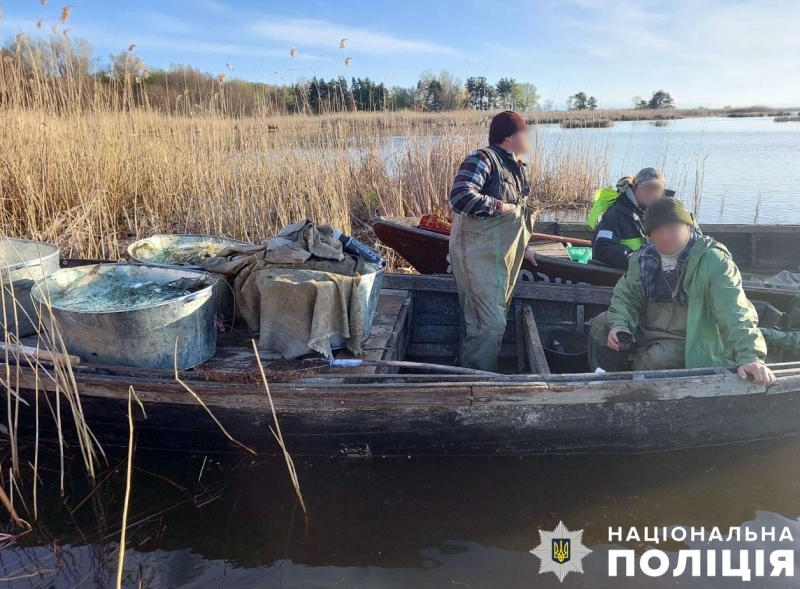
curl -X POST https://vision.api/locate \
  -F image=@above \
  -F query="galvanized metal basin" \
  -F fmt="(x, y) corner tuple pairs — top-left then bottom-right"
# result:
(128, 234), (250, 321)
(32, 263), (218, 370)
(331, 263), (385, 349)
(0, 237), (60, 338)
(127, 234), (251, 268)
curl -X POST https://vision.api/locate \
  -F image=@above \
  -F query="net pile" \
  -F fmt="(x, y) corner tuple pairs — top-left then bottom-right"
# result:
(46, 267), (211, 312)
(134, 240), (226, 266)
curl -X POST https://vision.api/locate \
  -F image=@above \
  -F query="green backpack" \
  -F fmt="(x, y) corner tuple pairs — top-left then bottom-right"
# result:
(587, 187), (620, 230)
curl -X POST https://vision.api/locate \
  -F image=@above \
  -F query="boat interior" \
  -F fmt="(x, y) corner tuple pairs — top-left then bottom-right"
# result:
(15, 273), (800, 385)
(380, 216), (800, 277)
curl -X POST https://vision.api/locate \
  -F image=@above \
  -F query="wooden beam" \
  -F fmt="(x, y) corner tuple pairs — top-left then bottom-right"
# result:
(523, 304), (551, 375)
(379, 291), (413, 371)
(515, 300), (526, 373)
(382, 273), (614, 305)
(533, 221), (800, 236)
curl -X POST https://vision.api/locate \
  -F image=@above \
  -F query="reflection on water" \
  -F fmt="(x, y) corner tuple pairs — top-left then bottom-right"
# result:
(3, 436), (800, 587)
(533, 116), (800, 225)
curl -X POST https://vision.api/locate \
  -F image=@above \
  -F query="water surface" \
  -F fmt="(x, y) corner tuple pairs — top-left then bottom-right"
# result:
(535, 116), (800, 224)
(4, 437), (800, 588)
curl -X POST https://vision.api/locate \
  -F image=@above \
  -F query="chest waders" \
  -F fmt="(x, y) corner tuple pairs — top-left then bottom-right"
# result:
(589, 298), (689, 372)
(450, 205), (535, 371)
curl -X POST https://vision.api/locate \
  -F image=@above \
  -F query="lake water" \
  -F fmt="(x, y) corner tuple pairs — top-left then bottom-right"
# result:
(536, 116), (800, 225)
(3, 116), (800, 588)
(4, 438), (800, 588)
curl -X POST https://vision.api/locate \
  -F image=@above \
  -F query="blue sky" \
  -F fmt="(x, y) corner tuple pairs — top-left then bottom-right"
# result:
(1, 0), (798, 108)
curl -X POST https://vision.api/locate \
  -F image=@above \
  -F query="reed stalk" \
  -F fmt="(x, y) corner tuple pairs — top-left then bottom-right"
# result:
(251, 339), (307, 517)
(115, 386), (138, 589)
(173, 338), (256, 455)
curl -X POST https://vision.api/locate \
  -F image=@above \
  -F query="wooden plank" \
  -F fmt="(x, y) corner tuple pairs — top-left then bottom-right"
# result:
(383, 273), (613, 305)
(532, 221), (800, 237)
(515, 300), (526, 373)
(335, 289), (409, 375)
(530, 241), (570, 259)
(523, 304), (551, 375)
(410, 324), (460, 344)
(377, 292), (413, 373)
(406, 342), (460, 359)
(406, 342), (519, 360)
(576, 304), (585, 332)
(10, 361), (790, 411)
(412, 313), (460, 326)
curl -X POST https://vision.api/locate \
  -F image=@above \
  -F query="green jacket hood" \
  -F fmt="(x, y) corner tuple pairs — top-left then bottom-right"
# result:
(683, 235), (731, 291)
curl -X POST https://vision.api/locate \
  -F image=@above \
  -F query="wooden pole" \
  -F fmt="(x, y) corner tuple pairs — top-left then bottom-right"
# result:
(330, 358), (500, 377)
(0, 342), (80, 366)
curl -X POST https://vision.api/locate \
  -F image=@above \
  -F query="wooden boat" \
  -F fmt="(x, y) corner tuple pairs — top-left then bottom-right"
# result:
(7, 273), (800, 457)
(372, 216), (800, 307)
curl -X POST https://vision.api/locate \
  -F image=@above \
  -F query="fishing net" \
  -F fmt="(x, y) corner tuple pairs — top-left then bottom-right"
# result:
(132, 239), (229, 266)
(46, 266), (213, 312)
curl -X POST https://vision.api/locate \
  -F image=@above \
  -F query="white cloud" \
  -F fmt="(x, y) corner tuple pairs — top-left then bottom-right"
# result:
(552, 0), (800, 105)
(248, 17), (459, 56)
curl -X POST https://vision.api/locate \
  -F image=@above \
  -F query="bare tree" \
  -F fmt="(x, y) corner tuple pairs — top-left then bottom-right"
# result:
(109, 50), (146, 82)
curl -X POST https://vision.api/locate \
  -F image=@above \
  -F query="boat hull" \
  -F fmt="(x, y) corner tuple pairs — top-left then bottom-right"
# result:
(372, 217), (799, 306)
(7, 272), (800, 457)
(14, 380), (800, 456)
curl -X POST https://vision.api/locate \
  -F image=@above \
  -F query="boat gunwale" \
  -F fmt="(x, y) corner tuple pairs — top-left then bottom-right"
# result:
(373, 217), (800, 303)
(6, 358), (798, 412)
(374, 216), (800, 235)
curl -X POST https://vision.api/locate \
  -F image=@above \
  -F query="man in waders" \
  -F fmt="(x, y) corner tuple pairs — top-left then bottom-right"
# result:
(449, 111), (536, 371)
(589, 198), (775, 385)
(591, 168), (669, 270)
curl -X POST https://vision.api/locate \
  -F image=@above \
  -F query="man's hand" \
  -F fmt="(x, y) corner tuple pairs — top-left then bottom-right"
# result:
(737, 361), (776, 385)
(523, 246), (537, 267)
(499, 202), (517, 215)
(607, 327), (631, 351)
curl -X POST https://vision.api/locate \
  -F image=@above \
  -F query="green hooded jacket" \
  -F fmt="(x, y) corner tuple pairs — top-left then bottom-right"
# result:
(606, 235), (767, 369)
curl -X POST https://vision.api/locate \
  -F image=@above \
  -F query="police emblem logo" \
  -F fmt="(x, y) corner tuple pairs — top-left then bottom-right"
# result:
(531, 521), (592, 582)
(552, 538), (570, 563)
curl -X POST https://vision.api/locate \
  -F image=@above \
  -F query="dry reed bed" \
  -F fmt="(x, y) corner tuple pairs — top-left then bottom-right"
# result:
(0, 109), (608, 259)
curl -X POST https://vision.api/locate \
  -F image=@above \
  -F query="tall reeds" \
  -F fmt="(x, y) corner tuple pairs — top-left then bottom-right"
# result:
(0, 32), (610, 260)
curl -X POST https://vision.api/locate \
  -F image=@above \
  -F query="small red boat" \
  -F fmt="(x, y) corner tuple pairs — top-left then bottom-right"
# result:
(371, 216), (800, 307)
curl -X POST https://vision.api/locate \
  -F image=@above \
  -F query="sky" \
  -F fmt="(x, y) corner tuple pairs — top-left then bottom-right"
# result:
(1, 0), (798, 108)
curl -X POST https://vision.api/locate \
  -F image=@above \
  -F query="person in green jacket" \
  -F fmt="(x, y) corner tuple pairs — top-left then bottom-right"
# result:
(589, 198), (775, 385)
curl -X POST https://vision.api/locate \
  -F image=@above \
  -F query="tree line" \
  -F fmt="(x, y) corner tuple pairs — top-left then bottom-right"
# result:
(0, 35), (676, 116)
(567, 90), (675, 111)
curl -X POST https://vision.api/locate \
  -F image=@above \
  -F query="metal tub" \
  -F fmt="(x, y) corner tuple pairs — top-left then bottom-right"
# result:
(330, 264), (385, 349)
(127, 234), (251, 268)
(32, 264), (218, 370)
(128, 234), (250, 321)
(1, 238), (60, 338)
